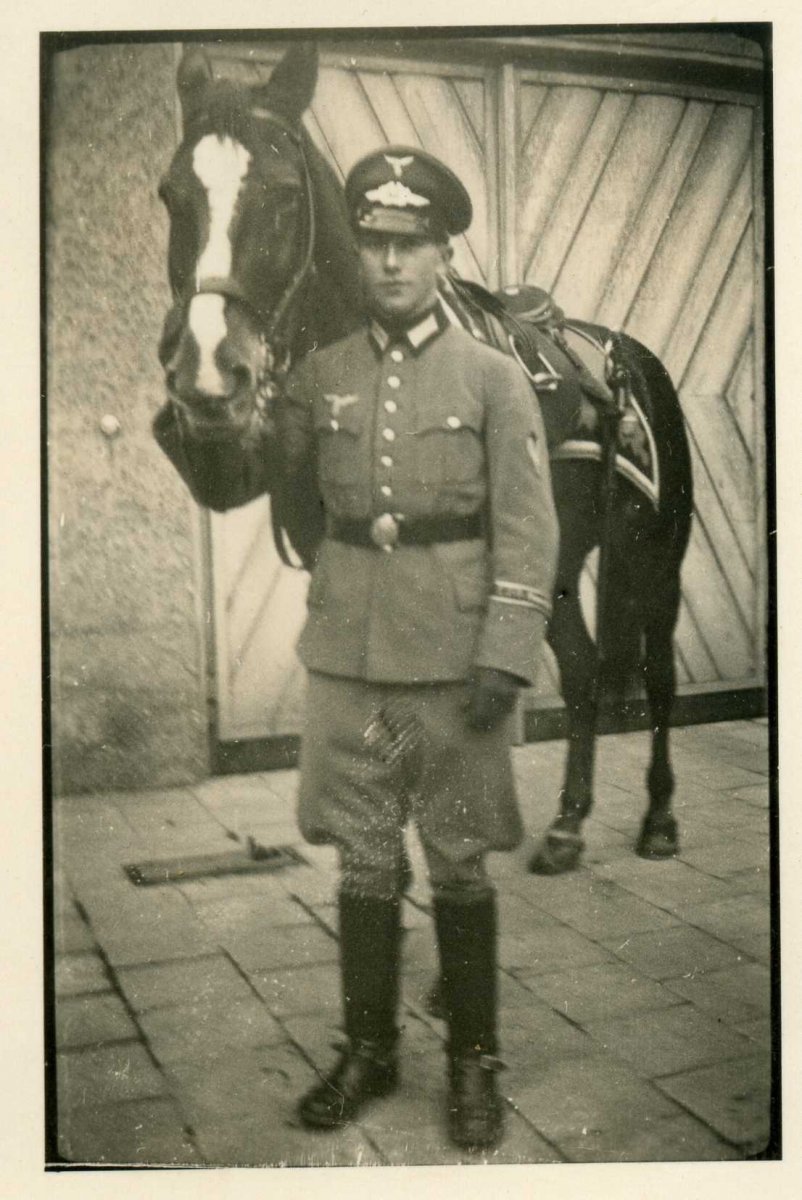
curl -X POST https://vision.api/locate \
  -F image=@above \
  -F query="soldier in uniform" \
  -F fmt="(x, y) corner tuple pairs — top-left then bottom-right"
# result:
(154, 145), (558, 1152)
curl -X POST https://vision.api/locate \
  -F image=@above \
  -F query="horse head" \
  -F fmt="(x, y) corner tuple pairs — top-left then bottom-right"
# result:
(158, 43), (339, 438)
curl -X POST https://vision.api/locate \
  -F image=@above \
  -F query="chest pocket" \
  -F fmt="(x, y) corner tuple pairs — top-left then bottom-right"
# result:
(313, 395), (365, 485)
(409, 398), (484, 485)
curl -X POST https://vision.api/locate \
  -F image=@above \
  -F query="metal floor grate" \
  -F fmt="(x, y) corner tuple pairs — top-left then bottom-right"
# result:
(123, 841), (307, 887)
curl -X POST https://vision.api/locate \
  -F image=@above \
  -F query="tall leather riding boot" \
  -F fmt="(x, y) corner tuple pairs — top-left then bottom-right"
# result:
(297, 890), (401, 1129)
(432, 890), (505, 1151)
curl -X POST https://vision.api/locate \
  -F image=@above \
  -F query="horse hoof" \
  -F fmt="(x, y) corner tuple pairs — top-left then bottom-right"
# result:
(636, 815), (679, 859)
(528, 830), (585, 875)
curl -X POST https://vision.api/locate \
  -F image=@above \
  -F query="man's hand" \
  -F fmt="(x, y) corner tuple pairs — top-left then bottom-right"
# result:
(463, 668), (521, 732)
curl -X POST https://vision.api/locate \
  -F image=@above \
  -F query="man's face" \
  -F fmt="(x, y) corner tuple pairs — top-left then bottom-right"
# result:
(357, 231), (449, 324)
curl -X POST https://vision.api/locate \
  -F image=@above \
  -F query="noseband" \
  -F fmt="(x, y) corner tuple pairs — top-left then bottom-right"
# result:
(179, 105), (317, 415)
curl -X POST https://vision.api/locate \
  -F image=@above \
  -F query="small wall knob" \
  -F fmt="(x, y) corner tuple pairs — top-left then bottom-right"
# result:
(99, 414), (121, 438)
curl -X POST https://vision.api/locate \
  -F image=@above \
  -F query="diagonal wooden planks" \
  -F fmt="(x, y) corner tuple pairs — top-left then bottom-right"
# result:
(202, 47), (764, 743)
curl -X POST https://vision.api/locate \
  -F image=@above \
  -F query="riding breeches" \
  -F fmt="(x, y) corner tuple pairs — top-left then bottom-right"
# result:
(297, 672), (524, 898)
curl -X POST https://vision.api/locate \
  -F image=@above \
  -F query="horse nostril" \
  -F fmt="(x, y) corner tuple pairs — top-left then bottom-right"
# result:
(232, 365), (253, 392)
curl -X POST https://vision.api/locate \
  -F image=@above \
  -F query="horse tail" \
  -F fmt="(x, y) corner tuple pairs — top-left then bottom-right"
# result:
(596, 331), (693, 701)
(618, 332), (694, 553)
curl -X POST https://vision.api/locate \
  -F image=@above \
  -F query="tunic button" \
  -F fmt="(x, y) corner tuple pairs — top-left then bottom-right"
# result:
(382, 428), (396, 442)
(384, 399), (397, 414)
(390, 349), (404, 363)
(387, 376), (401, 389)
(380, 455), (393, 467)
(446, 415), (462, 429)
(330, 419), (339, 431)
(380, 485), (393, 497)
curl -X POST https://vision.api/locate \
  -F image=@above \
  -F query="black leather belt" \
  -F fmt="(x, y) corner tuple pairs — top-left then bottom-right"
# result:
(329, 512), (483, 551)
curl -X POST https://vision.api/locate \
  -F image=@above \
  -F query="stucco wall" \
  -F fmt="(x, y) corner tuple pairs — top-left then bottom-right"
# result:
(47, 42), (210, 794)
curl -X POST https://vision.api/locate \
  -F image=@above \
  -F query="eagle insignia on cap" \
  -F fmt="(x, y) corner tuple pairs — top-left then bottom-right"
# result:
(365, 180), (430, 209)
(384, 154), (415, 178)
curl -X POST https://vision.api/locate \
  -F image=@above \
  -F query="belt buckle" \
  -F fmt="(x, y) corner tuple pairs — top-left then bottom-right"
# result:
(370, 512), (400, 552)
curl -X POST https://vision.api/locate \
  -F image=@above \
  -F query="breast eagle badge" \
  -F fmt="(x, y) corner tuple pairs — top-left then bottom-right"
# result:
(323, 393), (360, 418)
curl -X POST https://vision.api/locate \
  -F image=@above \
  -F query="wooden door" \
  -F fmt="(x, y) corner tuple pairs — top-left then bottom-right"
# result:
(207, 46), (499, 746)
(199, 40), (766, 759)
(510, 71), (765, 701)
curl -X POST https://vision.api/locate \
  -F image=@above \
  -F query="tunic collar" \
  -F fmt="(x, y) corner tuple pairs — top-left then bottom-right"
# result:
(368, 299), (451, 356)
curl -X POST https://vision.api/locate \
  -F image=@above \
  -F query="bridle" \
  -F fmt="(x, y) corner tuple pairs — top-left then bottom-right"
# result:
(175, 104), (317, 419)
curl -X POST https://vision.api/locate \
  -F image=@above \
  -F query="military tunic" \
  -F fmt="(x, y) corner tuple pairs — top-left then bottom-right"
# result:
(154, 301), (558, 883)
(280, 304), (558, 685)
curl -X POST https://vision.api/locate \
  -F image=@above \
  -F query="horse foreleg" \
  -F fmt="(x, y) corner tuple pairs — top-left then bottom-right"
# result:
(529, 579), (598, 875)
(637, 615), (680, 859)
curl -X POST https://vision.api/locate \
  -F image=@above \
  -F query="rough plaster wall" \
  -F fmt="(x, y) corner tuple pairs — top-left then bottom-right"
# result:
(48, 43), (210, 794)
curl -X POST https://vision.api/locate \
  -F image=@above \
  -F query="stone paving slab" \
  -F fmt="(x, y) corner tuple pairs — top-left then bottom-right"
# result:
(117, 790), (225, 832)
(731, 781), (770, 807)
(54, 910), (97, 955)
(672, 893), (771, 958)
(506, 923), (617, 976)
(679, 835), (771, 879)
(57, 1096), (202, 1166)
(58, 1041), (167, 1109)
(662, 961), (772, 1025)
(95, 916), (219, 968)
(734, 1017), (773, 1052)
(187, 889), (318, 934)
(116, 952), (257, 1012)
(501, 1053), (682, 1151)
(656, 1055), (771, 1152)
(50, 718), (773, 1167)
(497, 997), (598, 1063)
(169, 1041), (383, 1167)
(222, 920), (340, 973)
(591, 856), (748, 912)
(725, 866), (770, 894)
(112, 823), (239, 859)
(57, 992), (140, 1050)
(193, 788), (297, 828)
(582, 1003), (754, 1077)
(518, 961), (685, 1026)
(598, 924), (746, 980)
(55, 952), (112, 998)
(286, 869), (342, 907)
(555, 1110), (742, 1162)
(137, 996), (285, 1065)
(175, 871), (295, 905)
(521, 875), (682, 941)
(248, 962), (342, 1018)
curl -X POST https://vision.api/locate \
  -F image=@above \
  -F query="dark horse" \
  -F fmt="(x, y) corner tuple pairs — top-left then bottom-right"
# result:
(157, 44), (693, 873)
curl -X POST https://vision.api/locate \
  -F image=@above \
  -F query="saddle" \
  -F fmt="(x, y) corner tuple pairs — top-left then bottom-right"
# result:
(443, 277), (659, 510)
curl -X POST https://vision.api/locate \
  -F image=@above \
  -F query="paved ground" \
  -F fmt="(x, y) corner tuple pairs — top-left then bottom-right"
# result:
(51, 718), (774, 1168)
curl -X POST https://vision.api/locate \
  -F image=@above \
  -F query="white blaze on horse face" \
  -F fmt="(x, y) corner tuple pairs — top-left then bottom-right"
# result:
(188, 135), (252, 394)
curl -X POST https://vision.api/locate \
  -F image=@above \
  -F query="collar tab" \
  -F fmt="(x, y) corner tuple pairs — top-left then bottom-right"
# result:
(368, 301), (450, 355)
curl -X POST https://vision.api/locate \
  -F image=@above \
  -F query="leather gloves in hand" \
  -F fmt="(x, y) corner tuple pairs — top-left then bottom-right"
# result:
(463, 668), (521, 732)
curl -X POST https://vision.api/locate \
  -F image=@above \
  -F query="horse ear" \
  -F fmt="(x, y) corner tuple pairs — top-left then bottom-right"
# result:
(258, 42), (318, 125)
(177, 48), (215, 124)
